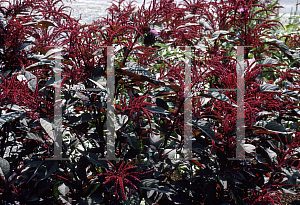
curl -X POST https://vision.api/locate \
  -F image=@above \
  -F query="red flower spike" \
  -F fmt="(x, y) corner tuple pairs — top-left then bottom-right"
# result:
(122, 94), (155, 134)
(99, 159), (153, 200)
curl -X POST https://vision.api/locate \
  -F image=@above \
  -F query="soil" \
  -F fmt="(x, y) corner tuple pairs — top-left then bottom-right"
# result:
(280, 194), (300, 205)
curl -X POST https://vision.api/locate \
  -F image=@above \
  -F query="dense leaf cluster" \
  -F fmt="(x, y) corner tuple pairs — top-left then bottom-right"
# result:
(0, 0), (300, 204)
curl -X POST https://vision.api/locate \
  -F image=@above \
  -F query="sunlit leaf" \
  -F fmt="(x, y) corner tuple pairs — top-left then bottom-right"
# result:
(0, 111), (24, 128)
(0, 158), (10, 180)
(40, 118), (55, 141)
(201, 91), (238, 107)
(210, 30), (235, 41)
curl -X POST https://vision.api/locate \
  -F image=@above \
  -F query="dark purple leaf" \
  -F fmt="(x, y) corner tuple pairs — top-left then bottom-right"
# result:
(156, 98), (169, 110)
(81, 151), (109, 169)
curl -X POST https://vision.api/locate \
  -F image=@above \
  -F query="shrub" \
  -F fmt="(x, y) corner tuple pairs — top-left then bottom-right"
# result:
(0, 0), (300, 204)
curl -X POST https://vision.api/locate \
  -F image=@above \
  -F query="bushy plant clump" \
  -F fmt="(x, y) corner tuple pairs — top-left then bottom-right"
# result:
(0, 0), (300, 204)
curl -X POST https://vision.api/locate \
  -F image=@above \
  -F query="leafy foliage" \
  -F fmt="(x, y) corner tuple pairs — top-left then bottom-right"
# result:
(0, 0), (300, 204)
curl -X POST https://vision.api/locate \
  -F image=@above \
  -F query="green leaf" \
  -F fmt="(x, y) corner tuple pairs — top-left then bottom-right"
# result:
(266, 0), (278, 9)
